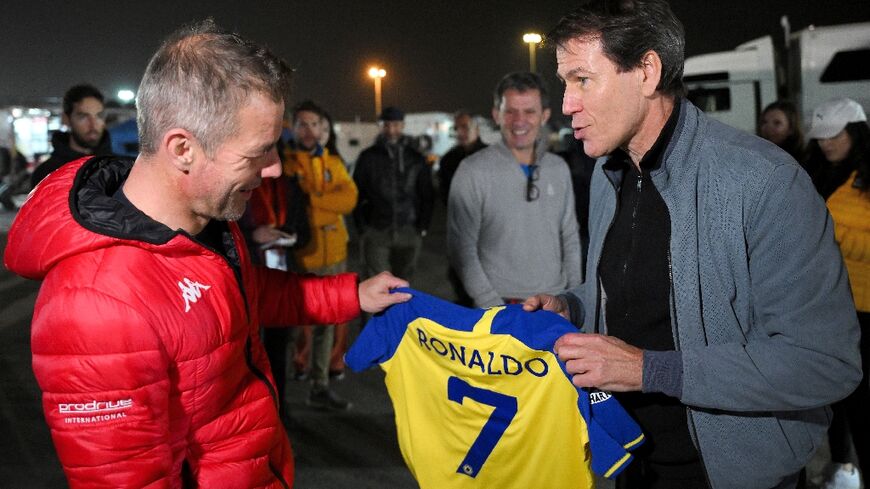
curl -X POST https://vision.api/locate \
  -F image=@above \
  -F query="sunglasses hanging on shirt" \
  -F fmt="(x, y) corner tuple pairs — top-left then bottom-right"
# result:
(525, 164), (540, 202)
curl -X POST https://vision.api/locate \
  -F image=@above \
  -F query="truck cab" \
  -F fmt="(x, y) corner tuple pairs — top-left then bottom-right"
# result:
(683, 21), (870, 133)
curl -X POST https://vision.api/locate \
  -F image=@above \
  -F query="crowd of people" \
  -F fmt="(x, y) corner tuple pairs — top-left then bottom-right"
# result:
(2, 1), (868, 488)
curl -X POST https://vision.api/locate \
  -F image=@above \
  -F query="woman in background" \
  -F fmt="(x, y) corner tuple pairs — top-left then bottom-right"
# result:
(806, 97), (869, 489)
(758, 100), (805, 164)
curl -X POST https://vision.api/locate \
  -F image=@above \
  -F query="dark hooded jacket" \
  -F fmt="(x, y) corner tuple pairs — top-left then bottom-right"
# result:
(30, 130), (113, 188)
(352, 135), (434, 233)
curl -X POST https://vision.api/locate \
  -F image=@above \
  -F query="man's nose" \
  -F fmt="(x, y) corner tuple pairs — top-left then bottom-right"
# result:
(562, 90), (582, 116)
(261, 151), (282, 178)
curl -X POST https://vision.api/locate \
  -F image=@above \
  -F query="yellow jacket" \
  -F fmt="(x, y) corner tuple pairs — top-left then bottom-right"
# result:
(284, 148), (358, 270)
(827, 172), (870, 312)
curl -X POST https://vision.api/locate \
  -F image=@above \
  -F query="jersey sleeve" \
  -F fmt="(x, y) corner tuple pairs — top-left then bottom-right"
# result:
(493, 306), (644, 478)
(585, 390), (645, 478)
(588, 390), (645, 452)
(586, 417), (636, 478)
(345, 296), (416, 372)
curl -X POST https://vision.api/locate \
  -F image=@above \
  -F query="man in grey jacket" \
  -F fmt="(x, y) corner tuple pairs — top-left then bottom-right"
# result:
(448, 72), (582, 307)
(524, 1), (862, 488)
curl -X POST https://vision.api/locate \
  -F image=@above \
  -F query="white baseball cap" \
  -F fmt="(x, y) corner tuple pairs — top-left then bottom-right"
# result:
(806, 98), (867, 140)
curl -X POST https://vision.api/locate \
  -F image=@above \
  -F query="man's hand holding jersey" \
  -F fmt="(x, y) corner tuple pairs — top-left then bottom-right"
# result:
(523, 293), (644, 393)
(359, 271), (412, 313)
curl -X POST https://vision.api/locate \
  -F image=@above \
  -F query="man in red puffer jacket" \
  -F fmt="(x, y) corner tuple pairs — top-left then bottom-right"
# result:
(3, 19), (410, 489)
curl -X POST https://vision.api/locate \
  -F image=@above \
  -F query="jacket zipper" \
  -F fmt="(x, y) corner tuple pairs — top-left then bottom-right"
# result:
(620, 173), (644, 323)
(203, 240), (280, 406)
(197, 235), (289, 487)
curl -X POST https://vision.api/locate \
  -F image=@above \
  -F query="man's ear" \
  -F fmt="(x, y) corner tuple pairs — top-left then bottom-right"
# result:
(640, 50), (663, 97)
(162, 128), (195, 174)
(491, 107), (502, 127)
(541, 107), (552, 125)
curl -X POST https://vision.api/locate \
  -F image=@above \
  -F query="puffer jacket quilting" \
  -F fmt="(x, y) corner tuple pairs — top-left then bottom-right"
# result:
(4, 156), (360, 488)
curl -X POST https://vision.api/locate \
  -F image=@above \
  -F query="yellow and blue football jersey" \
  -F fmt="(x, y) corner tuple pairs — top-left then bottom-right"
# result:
(346, 288), (643, 489)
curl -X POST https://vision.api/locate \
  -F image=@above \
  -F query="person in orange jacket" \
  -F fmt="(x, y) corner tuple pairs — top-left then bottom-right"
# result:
(285, 100), (358, 409)
(806, 98), (870, 489)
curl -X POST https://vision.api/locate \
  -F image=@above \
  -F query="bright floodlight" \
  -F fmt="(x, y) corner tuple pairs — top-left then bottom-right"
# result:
(117, 90), (135, 102)
(368, 67), (386, 79)
(522, 33), (542, 44)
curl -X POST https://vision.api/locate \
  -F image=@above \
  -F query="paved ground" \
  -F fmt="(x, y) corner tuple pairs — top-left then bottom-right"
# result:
(0, 202), (840, 488)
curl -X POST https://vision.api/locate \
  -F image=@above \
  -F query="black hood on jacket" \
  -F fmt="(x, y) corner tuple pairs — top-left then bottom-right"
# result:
(73, 156), (179, 244)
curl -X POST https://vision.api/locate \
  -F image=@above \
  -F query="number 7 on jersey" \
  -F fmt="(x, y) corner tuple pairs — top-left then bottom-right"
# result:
(447, 376), (518, 478)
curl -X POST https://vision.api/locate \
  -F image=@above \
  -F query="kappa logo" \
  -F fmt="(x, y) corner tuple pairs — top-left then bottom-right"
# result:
(178, 277), (211, 312)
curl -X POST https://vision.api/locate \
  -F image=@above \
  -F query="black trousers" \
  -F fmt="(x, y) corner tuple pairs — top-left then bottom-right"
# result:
(828, 311), (870, 474)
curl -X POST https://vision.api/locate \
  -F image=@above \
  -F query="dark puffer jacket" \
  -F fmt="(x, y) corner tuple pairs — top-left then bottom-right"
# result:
(352, 135), (434, 233)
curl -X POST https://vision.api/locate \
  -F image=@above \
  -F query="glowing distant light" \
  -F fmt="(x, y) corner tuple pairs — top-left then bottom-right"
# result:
(117, 90), (135, 102)
(368, 67), (386, 79)
(11, 108), (23, 118)
(522, 33), (542, 44)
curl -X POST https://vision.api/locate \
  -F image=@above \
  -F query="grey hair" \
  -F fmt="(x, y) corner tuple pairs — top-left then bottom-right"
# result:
(136, 18), (292, 157)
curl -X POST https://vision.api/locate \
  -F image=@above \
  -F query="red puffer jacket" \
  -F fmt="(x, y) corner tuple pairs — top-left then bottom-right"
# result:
(4, 157), (361, 488)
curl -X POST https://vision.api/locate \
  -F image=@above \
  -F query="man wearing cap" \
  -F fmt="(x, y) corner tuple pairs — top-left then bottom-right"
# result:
(806, 97), (870, 198)
(353, 107), (434, 281)
(805, 98), (870, 489)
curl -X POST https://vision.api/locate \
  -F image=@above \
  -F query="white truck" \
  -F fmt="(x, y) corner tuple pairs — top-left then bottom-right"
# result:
(683, 20), (870, 133)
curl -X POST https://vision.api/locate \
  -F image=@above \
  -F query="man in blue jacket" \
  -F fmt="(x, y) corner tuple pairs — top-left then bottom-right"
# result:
(524, 1), (862, 488)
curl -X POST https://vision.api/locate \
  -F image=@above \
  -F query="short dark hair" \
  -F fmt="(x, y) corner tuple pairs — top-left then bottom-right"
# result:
(292, 99), (326, 122)
(493, 72), (549, 109)
(547, 0), (686, 97)
(453, 109), (479, 127)
(136, 18), (293, 157)
(63, 84), (104, 116)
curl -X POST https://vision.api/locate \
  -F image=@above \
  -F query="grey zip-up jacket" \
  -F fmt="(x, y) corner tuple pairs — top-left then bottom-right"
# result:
(566, 101), (862, 488)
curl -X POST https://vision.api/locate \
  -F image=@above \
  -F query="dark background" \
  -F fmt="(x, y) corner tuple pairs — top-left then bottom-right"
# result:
(0, 1), (868, 120)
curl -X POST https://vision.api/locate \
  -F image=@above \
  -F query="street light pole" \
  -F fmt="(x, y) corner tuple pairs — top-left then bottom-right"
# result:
(368, 66), (386, 119)
(522, 33), (542, 73)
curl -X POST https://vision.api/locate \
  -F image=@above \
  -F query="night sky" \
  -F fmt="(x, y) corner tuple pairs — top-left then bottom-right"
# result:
(1, 1), (868, 121)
